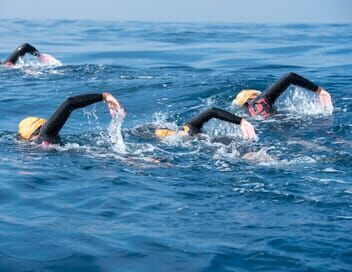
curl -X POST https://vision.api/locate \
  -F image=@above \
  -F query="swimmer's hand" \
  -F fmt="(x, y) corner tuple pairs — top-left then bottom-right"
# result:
(103, 92), (126, 118)
(240, 119), (256, 140)
(317, 87), (333, 111)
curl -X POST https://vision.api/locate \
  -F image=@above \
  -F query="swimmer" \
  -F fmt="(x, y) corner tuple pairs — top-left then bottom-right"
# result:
(18, 93), (125, 145)
(0, 43), (56, 67)
(233, 72), (333, 119)
(155, 107), (256, 140)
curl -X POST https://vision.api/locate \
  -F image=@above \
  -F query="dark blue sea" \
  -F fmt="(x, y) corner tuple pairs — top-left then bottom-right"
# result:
(0, 20), (351, 272)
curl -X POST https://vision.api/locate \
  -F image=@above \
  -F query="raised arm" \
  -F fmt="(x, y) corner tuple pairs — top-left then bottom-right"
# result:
(186, 107), (256, 139)
(265, 72), (320, 103)
(265, 72), (332, 109)
(40, 93), (125, 140)
(5, 43), (40, 65)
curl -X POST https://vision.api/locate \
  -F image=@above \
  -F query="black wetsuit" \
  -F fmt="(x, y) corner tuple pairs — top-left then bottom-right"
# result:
(185, 107), (242, 135)
(35, 94), (103, 144)
(0, 43), (40, 65)
(247, 72), (319, 118)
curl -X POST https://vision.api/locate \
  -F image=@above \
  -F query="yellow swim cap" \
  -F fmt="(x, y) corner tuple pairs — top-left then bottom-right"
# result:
(155, 125), (190, 138)
(18, 117), (46, 140)
(233, 90), (261, 106)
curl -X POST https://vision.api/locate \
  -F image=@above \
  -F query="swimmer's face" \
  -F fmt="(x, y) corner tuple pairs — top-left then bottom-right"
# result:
(30, 134), (40, 141)
(18, 132), (39, 141)
(28, 126), (42, 141)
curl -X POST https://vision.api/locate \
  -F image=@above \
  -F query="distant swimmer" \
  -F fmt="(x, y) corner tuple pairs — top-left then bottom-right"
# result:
(233, 72), (333, 119)
(0, 43), (57, 67)
(155, 107), (256, 140)
(18, 93), (126, 145)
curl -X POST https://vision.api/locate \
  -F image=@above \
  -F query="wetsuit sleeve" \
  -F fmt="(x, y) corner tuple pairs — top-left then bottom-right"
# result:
(186, 107), (242, 134)
(5, 43), (40, 65)
(40, 93), (103, 140)
(265, 72), (319, 104)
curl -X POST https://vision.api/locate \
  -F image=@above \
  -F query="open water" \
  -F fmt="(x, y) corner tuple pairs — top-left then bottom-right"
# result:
(0, 20), (351, 271)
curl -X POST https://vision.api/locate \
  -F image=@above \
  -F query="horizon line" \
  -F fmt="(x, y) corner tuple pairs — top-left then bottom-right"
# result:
(2, 18), (352, 25)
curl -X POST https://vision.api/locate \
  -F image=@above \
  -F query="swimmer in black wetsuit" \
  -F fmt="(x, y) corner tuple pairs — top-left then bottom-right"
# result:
(155, 107), (256, 140)
(18, 93), (125, 145)
(0, 43), (56, 67)
(233, 72), (333, 119)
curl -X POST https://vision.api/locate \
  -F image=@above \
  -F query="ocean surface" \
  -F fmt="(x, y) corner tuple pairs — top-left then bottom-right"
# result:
(0, 20), (351, 272)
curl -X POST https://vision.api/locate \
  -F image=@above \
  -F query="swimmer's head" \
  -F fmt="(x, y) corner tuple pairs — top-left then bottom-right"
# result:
(155, 125), (190, 138)
(233, 90), (261, 106)
(18, 117), (46, 140)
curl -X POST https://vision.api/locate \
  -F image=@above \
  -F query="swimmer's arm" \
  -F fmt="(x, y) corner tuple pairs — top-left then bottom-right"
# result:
(187, 107), (242, 131)
(5, 43), (40, 65)
(266, 72), (332, 109)
(265, 72), (319, 104)
(40, 93), (104, 138)
(40, 93), (125, 139)
(187, 107), (256, 139)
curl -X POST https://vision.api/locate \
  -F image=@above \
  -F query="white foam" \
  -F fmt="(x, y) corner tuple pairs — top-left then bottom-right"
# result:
(152, 111), (178, 130)
(14, 56), (62, 69)
(40, 142), (92, 153)
(202, 96), (217, 106)
(241, 148), (278, 165)
(279, 87), (333, 116)
(335, 216), (352, 220)
(138, 75), (154, 79)
(212, 143), (241, 166)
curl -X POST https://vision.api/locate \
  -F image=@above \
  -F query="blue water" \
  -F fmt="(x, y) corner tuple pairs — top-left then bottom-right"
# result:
(0, 20), (352, 271)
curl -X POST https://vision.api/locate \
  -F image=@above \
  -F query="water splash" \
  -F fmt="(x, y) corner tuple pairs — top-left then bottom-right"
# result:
(241, 147), (277, 164)
(204, 119), (243, 138)
(152, 111), (178, 130)
(213, 142), (241, 160)
(203, 96), (217, 106)
(280, 87), (334, 116)
(14, 56), (62, 69)
(107, 110), (126, 153)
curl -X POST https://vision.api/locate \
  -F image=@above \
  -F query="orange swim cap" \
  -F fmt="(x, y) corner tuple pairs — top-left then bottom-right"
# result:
(155, 128), (177, 138)
(155, 125), (190, 138)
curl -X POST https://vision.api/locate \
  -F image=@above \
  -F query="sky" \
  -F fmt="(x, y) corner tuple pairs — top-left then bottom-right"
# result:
(0, 0), (351, 23)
